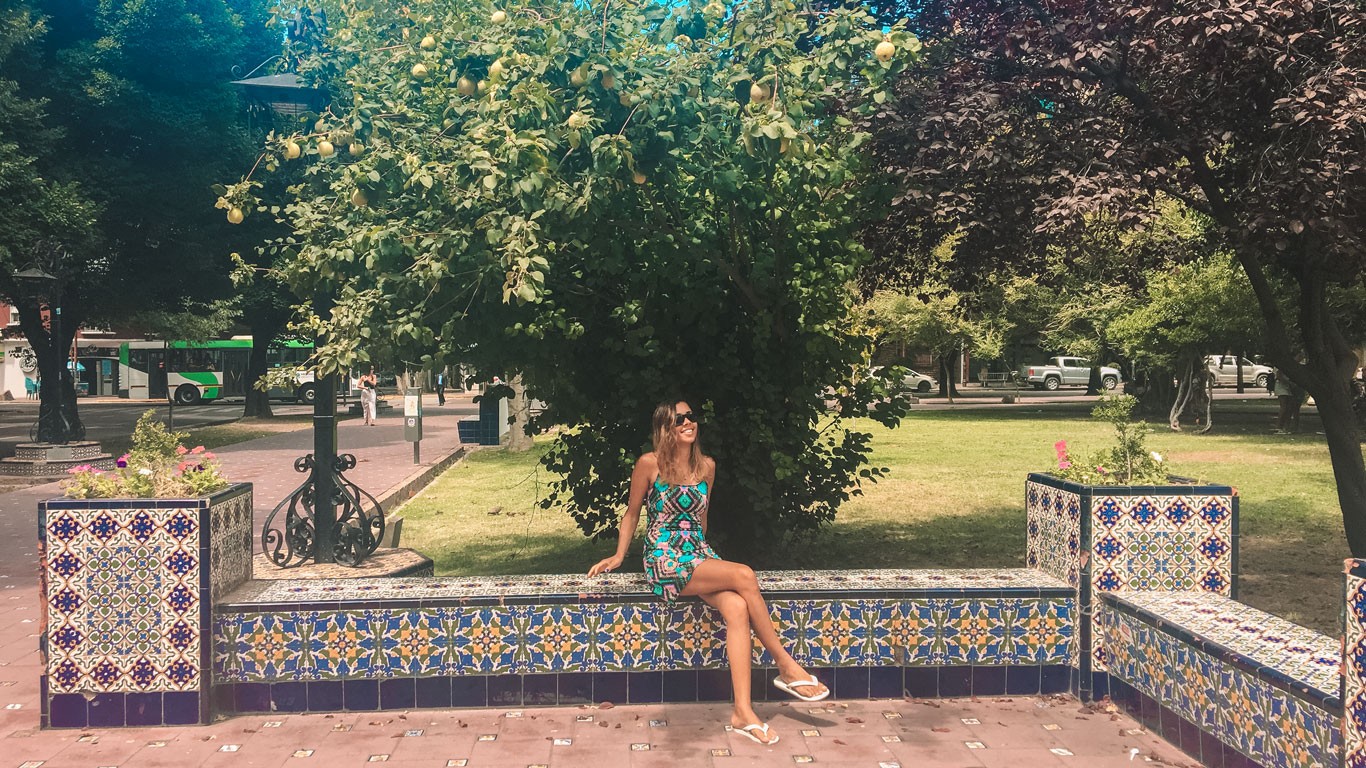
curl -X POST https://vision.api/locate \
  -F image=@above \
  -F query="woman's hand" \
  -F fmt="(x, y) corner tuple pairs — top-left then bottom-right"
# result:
(588, 554), (624, 577)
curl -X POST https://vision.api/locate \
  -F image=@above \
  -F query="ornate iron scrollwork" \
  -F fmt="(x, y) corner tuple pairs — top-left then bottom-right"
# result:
(261, 453), (386, 568)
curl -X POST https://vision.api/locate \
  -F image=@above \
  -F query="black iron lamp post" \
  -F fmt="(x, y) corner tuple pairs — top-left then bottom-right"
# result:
(234, 64), (383, 568)
(15, 264), (83, 444)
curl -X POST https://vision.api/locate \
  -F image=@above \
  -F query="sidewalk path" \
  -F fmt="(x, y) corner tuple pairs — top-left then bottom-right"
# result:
(0, 396), (1194, 767)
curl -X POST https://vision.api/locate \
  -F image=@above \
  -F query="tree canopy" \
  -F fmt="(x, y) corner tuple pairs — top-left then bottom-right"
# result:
(225, 0), (921, 558)
(865, 0), (1366, 554)
(0, 0), (278, 436)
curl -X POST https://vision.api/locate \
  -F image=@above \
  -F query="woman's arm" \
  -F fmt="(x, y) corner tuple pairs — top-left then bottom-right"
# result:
(588, 454), (656, 576)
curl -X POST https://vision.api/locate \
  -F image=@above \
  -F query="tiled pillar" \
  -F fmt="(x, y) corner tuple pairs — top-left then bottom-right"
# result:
(1345, 558), (1366, 767)
(1025, 473), (1237, 699)
(39, 484), (253, 728)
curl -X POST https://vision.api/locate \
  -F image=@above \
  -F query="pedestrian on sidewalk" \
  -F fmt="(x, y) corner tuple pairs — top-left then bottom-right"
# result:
(360, 368), (379, 426)
(1273, 365), (1305, 433)
(436, 369), (446, 406)
(588, 399), (829, 746)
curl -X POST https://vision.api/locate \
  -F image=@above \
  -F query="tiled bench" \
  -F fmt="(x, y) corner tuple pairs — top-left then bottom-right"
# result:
(1101, 592), (1340, 768)
(208, 568), (1075, 716)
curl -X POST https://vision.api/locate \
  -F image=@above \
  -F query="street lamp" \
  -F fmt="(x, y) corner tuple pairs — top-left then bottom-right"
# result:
(234, 62), (382, 568)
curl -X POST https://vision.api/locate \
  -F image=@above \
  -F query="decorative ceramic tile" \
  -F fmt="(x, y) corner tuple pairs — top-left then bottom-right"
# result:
(1115, 592), (1338, 698)
(209, 491), (254, 601)
(214, 595), (1073, 683)
(1088, 490), (1234, 673)
(220, 568), (1068, 607)
(1345, 559), (1366, 768)
(1090, 493), (1233, 594)
(1025, 481), (1083, 587)
(43, 502), (202, 694)
(1027, 475), (1236, 682)
(1102, 601), (1339, 768)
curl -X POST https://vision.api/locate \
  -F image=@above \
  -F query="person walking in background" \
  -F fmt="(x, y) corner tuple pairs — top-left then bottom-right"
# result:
(360, 368), (379, 426)
(435, 369), (446, 406)
(1274, 366), (1306, 434)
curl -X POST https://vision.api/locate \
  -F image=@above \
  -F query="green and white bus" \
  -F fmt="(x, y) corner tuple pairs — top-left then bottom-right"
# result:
(118, 339), (322, 405)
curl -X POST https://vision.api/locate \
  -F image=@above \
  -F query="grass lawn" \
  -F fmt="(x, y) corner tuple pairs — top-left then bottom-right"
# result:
(398, 402), (1354, 636)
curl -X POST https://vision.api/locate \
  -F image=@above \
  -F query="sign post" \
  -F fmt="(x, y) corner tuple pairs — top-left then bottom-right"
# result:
(404, 389), (423, 464)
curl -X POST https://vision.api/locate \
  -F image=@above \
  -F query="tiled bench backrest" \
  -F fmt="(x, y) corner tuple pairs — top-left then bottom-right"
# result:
(1101, 592), (1340, 768)
(209, 569), (1075, 715)
(1025, 473), (1237, 698)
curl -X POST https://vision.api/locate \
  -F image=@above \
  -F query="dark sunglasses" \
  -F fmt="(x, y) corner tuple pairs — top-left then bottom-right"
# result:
(673, 411), (701, 426)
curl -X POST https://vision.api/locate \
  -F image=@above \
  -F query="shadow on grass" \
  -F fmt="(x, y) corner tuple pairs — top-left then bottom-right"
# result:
(780, 505), (1026, 571)
(426, 531), (628, 577)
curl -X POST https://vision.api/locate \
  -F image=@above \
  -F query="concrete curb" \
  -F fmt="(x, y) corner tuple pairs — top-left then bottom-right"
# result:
(371, 443), (476, 516)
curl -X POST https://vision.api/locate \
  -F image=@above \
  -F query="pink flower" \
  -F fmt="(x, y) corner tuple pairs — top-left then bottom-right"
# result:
(191, 445), (205, 454)
(1058, 460), (1072, 470)
(176, 460), (192, 472)
(1054, 440), (1068, 458)
(116, 453), (129, 468)
(175, 446), (188, 456)
(1096, 465), (1108, 474)
(202, 452), (216, 460)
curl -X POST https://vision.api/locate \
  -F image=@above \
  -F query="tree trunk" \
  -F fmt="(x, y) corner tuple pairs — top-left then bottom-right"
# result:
(1170, 358), (1194, 431)
(506, 374), (534, 452)
(1086, 366), (1102, 396)
(937, 352), (959, 402)
(1134, 366), (1174, 418)
(17, 297), (84, 443)
(242, 335), (274, 418)
(1316, 381), (1366, 556)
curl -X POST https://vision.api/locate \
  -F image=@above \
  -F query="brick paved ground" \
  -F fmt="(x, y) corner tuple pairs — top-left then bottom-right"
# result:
(0, 394), (1198, 767)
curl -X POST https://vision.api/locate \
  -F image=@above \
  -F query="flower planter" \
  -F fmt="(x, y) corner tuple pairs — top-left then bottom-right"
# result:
(1024, 472), (1237, 698)
(38, 483), (253, 728)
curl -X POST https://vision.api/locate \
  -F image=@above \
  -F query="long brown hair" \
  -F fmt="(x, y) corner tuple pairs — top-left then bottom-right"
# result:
(651, 400), (708, 485)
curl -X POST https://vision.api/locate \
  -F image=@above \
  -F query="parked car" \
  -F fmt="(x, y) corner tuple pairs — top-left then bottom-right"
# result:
(901, 369), (939, 394)
(1205, 354), (1272, 388)
(1016, 356), (1122, 391)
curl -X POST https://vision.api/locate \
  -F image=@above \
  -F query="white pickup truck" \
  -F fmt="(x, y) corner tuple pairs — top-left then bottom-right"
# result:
(1017, 357), (1122, 391)
(1205, 355), (1272, 388)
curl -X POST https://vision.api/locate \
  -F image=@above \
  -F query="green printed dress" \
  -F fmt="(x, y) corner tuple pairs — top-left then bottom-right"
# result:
(643, 477), (718, 603)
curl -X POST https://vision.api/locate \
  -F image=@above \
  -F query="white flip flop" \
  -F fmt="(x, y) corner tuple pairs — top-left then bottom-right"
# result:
(773, 675), (830, 702)
(732, 722), (779, 745)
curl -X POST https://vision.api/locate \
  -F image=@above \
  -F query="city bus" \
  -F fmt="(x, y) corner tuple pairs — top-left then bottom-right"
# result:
(117, 339), (323, 404)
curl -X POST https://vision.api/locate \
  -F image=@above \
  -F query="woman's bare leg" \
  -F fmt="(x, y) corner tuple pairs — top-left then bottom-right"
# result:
(697, 589), (775, 743)
(684, 560), (828, 699)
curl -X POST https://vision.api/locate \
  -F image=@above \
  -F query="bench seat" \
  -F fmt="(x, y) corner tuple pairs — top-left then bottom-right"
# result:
(1101, 592), (1340, 768)
(219, 567), (1071, 609)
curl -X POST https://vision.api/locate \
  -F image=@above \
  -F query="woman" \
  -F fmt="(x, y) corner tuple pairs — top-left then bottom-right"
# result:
(359, 368), (378, 426)
(589, 400), (828, 746)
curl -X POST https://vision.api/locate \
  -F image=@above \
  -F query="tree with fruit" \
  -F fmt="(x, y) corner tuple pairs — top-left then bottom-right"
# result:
(223, 0), (920, 557)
